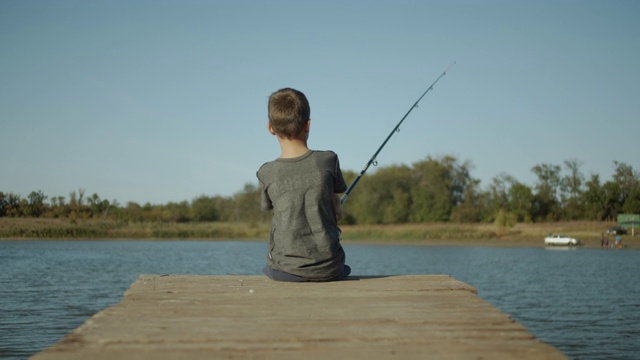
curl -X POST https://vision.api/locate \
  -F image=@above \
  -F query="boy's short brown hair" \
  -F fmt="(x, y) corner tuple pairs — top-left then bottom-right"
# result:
(268, 88), (310, 138)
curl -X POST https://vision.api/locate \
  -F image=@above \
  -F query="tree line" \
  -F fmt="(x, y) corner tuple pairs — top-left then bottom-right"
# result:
(341, 157), (639, 225)
(2, 156), (638, 225)
(0, 185), (270, 224)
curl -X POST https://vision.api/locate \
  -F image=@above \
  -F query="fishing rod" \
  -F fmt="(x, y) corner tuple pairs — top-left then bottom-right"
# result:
(340, 62), (456, 205)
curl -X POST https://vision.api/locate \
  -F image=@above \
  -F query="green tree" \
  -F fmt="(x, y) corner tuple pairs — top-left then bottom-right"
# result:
(622, 188), (640, 214)
(164, 201), (190, 222)
(229, 183), (268, 223)
(410, 158), (452, 222)
(347, 165), (413, 224)
(601, 181), (622, 221)
(26, 190), (47, 217)
(410, 155), (473, 222)
(443, 156), (474, 208)
(451, 178), (485, 223)
(0, 192), (7, 217)
(339, 170), (358, 224)
(209, 196), (234, 222)
(120, 202), (143, 222)
(583, 174), (606, 220)
(6, 193), (21, 217)
(68, 189), (88, 218)
(613, 161), (639, 209)
(191, 195), (219, 222)
(508, 182), (534, 223)
(486, 173), (515, 221)
(87, 193), (111, 219)
(483, 173), (533, 223)
(49, 196), (68, 218)
(494, 208), (516, 228)
(531, 163), (562, 221)
(561, 159), (585, 220)
(381, 165), (413, 224)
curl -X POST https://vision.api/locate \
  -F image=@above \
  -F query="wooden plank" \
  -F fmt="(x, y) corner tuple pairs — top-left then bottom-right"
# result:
(32, 275), (567, 360)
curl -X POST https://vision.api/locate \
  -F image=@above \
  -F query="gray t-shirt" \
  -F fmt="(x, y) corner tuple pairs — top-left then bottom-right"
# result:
(257, 150), (348, 280)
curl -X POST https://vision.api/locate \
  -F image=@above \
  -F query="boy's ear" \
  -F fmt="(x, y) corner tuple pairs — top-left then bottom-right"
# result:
(305, 119), (311, 133)
(267, 122), (277, 135)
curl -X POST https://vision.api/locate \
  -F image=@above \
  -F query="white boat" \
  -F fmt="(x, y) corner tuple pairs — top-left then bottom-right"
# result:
(544, 234), (580, 246)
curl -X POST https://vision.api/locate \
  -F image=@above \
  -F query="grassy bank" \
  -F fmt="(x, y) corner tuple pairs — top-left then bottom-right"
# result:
(340, 221), (640, 248)
(2, 218), (634, 248)
(0, 218), (268, 240)
(341, 221), (620, 242)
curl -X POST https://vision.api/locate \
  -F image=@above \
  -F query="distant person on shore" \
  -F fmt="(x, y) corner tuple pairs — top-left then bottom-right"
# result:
(600, 233), (606, 247)
(257, 88), (350, 282)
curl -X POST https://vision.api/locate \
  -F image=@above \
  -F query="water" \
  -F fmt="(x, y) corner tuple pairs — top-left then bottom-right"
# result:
(1, 241), (638, 360)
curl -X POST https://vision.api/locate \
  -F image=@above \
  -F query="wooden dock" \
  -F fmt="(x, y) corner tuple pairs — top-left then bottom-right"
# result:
(32, 275), (566, 359)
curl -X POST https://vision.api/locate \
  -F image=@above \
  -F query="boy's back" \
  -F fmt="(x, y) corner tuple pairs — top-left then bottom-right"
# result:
(258, 149), (347, 281)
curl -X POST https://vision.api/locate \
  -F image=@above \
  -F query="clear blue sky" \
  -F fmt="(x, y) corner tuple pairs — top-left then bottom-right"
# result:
(2, 0), (639, 205)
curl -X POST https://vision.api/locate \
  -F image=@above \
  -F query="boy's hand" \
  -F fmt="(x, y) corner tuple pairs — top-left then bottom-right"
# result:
(333, 194), (343, 222)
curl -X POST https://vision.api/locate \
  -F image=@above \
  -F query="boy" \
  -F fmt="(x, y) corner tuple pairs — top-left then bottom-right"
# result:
(257, 88), (351, 282)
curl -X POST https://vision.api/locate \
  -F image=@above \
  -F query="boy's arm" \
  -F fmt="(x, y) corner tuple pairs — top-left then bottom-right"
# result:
(333, 194), (343, 222)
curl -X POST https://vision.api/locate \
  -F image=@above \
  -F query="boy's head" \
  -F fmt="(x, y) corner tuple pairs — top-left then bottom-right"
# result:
(268, 88), (310, 139)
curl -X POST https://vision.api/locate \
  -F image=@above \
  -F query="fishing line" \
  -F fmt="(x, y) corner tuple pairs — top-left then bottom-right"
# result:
(340, 62), (456, 205)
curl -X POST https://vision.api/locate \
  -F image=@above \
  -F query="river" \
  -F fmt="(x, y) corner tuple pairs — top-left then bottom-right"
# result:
(0, 240), (638, 359)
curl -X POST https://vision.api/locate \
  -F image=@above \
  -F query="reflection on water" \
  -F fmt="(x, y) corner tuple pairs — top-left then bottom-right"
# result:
(0, 241), (638, 360)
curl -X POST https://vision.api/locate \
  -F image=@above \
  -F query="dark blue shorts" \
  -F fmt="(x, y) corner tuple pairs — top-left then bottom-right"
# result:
(262, 265), (351, 282)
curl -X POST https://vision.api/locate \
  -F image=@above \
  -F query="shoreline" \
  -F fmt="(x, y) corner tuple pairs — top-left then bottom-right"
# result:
(2, 235), (637, 250)
(1, 218), (637, 249)
(343, 237), (639, 249)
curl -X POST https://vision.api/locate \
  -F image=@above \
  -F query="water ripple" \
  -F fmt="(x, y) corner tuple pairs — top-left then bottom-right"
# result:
(1, 241), (638, 360)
